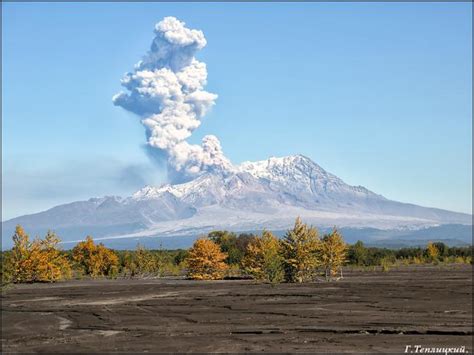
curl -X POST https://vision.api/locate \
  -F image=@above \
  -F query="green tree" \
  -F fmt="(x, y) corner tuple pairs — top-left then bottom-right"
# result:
(432, 242), (449, 259)
(348, 240), (368, 266)
(208, 231), (243, 265)
(236, 233), (257, 257)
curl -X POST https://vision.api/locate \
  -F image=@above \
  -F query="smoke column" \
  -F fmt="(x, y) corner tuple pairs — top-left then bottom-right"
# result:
(113, 17), (233, 183)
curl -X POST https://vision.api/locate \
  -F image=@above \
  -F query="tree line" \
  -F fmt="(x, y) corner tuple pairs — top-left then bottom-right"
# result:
(1, 218), (472, 285)
(348, 240), (472, 270)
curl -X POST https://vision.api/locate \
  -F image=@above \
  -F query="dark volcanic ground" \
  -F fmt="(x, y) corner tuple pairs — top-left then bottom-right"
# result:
(2, 265), (472, 353)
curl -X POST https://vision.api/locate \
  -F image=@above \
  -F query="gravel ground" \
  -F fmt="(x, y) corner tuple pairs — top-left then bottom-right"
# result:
(1, 265), (472, 353)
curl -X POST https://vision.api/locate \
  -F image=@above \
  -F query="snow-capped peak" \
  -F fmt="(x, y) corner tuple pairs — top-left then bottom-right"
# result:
(131, 154), (383, 212)
(238, 154), (337, 181)
(132, 172), (219, 202)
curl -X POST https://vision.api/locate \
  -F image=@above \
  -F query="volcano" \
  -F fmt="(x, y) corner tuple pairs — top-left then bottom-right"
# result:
(2, 155), (471, 248)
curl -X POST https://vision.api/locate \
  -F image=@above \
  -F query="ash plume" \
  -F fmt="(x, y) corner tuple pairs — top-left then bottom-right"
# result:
(113, 17), (233, 182)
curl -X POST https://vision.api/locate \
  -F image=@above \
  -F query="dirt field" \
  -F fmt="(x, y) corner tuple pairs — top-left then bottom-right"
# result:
(2, 265), (472, 353)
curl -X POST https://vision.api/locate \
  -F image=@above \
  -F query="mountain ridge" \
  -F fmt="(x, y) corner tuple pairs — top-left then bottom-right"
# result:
(2, 154), (471, 248)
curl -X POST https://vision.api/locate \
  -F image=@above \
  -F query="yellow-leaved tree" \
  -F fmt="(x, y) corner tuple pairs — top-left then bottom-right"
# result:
(186, 238), (228, 280)
(72, 236), (119, 278)
(320, 228), (347, 281)
(242, 230), (284, 283)
(7, 225), (71, 283)
(280, 217), (321, 283)
(123, 244), (162, 278)
(9, 225), (35, 283)
(35, 231), (72, 282)
(426, 242), (439, 262)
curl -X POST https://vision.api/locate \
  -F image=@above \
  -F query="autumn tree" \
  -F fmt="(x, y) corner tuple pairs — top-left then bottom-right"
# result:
(280, 217), (321, 283)
(185, 238), (228, 280)
(426, 242), (440, 262)
(72, 236), (118, 278)
(35, 231), (72, 282)
(242, 230), (284, 283)
(7, 226), (71, 283)
(9, 225), (35, 283)
(122, 244), (162, 278)
(320, 228), (347, 281)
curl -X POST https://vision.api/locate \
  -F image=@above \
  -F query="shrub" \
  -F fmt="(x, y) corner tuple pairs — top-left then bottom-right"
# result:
(174, 249), (188, 266)
(225, 264), (243, 279)
(451, 256), (471, 264)
(72, 236), (119, 278)
(1, 251), (14, 285)
(186, 238), (228, 280)
(280, 217), (320, 283)
(396, 247), (424, 260)
(242, 230), (284, 283)
(380, 257), (392, 272)
(164, 262), (186, 276)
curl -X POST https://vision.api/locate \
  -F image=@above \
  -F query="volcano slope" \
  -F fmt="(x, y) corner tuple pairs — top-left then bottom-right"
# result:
(2, 265), (472, 353)
(3, 155), (471, 249)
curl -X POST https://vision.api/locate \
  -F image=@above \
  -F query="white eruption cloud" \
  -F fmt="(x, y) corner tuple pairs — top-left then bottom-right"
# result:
(113, 17), (233, 182)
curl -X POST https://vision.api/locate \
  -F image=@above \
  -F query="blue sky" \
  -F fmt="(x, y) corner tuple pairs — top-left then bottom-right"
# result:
(2, 2), (472, 220)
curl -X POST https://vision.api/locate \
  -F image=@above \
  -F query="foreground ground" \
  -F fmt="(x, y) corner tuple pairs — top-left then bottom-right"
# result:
(2, 265), (472, 353)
